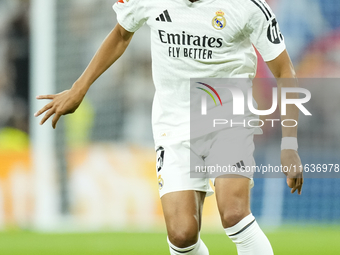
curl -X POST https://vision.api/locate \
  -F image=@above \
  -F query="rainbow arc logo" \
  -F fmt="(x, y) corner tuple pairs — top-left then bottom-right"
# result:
(196, 82), (223, 106)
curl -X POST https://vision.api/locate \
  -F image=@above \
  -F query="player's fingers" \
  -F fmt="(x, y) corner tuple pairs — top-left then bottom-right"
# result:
(40, 109), (55, 125)
(290, 178), (297, 193)
(291, 177), (303, 194)
(36, 94), (56, 100)
(287, 178), (295, 188)
(52, 113), (62, 129)
(297, 178), (303, 195)
(35, 102), (53, 117)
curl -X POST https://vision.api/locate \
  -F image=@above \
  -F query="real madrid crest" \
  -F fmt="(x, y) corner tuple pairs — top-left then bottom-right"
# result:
(212, 10), (226, 30)
(158, 175), (164, 190)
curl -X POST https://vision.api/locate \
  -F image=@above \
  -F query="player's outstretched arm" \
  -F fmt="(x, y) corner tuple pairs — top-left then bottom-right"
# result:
(35, 23), (134, 129)
(266, 50), (303, 195)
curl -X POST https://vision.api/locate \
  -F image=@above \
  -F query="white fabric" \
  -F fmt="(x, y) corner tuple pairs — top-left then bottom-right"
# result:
(113, 0), (286, 142)
(281, 137), (298, 151)
(155, 127), (256, 198)
(225, 214), (274, 255)
(155, 135), (214, 198)
(112, 0), (146, 32)
(224, 213), (255, 236)
(168, 237), (209, 255)
(192, 127), (256, 180)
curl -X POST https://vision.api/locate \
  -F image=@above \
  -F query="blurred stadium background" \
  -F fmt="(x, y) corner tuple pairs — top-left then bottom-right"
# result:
(0, 0), (339, 254)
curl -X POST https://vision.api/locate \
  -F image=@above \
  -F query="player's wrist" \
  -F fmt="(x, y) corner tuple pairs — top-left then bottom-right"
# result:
(281, 137), (298, 151)
(72, 80), (90, 97)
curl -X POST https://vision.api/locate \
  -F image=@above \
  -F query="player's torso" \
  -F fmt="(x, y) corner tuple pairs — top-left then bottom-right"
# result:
(138, 0), (259, 139)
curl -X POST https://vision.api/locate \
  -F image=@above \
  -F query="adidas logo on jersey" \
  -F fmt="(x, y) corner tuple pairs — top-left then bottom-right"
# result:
(156, 10), (172, 22)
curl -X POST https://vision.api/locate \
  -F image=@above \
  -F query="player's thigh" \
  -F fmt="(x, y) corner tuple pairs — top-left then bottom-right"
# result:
(207, 128), (255, 228)
(161, 190), (206, 247)
(215, 176), (251, 228)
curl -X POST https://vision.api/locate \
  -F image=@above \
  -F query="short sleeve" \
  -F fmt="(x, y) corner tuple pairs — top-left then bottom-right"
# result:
(248, 0), (286, 62)
(112, 0), (147, 32)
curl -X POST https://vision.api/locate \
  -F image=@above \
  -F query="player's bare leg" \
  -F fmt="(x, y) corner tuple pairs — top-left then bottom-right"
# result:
(161, 190), (209, 255)
(215, 176), (273, 255)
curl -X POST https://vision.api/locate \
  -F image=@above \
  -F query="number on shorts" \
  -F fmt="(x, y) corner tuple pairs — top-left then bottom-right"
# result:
(156, 146), (165, 172)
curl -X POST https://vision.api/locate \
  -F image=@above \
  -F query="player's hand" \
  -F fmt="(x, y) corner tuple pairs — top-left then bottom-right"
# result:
(281, 150), (303, 195)
(35, 87), (85, 129)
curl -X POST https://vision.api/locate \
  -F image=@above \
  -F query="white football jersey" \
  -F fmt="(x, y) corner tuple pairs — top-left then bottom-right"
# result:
(113, 0), (286, 141)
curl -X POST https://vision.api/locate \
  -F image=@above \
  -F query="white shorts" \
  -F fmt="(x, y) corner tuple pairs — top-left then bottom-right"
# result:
(155, 127), (256, 198)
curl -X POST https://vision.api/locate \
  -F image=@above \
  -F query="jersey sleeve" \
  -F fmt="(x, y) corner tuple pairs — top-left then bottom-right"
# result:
(112, 0), (147, 32)
(248, 0), (286, 62)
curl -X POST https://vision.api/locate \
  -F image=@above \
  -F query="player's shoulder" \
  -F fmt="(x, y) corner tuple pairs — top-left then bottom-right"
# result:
(234, 0), (275, 26)
(114, 0), (144, 7)
(254, 0), (275, 19)
(236, 0), (273, 17)
(120, 0), (159, 9)
(121, 0), (157, 5)
(113, 0), (151, 12)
